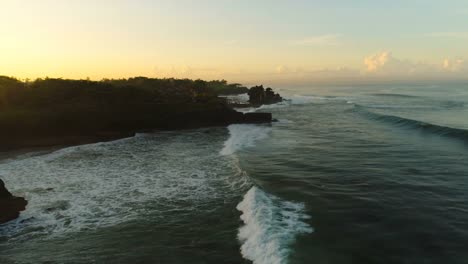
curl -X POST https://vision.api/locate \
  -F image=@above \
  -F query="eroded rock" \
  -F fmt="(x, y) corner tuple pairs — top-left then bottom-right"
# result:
(0, 179), (28, 224)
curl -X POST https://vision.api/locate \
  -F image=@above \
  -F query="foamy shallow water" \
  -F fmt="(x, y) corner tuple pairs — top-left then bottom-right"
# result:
(0, 130), (247, 240)
(0, 119), (313, 264)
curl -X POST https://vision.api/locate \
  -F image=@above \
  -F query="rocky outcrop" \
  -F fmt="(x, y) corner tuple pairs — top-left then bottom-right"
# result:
(0, 179), (27, 224)
(248, 85), (283, 106)
(244, 113), (273, 123)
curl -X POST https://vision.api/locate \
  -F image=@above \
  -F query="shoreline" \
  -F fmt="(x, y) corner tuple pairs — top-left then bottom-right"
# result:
(0, 112), (273, 160)
(0, 132), (134, 161)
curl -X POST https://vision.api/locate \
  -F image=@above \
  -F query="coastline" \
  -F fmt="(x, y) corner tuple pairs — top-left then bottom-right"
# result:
(0, 132), (135, 161)
(0, 76), (279, 155)
(0, 110), (273, 157)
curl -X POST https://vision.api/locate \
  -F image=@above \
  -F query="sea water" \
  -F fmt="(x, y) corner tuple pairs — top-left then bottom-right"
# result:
(1, 83), (468, 263)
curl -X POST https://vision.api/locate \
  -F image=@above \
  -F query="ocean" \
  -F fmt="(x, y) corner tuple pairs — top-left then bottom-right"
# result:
(1, 83), (468, 264)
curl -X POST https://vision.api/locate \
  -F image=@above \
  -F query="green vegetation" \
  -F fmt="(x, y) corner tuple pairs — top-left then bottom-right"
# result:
(0, 76), (250, 150)
(205, 80), (249, 95)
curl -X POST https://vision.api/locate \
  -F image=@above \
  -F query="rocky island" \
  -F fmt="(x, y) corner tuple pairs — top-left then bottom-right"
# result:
(248, 85), (283, 106)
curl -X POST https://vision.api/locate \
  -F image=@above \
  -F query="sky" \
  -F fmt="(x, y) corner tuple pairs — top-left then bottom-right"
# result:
(0, 0), (467, 85)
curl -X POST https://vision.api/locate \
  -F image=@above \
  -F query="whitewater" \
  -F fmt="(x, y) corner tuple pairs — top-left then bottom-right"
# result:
(219, 94), (319, 263)
(220, 122), (314, 264)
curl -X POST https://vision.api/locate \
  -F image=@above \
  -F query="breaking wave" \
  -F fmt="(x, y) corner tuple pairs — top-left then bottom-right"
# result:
(219, 118), (312, 264)
(220, 124), (272, 156)
(237, 187), (313, 264)
(370, 93), (420, 98)
(286, 94), (327, 105)
(356, 105), (468, 142)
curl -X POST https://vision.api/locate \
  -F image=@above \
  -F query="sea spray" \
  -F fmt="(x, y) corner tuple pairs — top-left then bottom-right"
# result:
(237, 187), (313, 264)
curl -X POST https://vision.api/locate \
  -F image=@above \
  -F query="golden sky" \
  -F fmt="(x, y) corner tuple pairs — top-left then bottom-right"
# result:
(1, 0), (467, 85)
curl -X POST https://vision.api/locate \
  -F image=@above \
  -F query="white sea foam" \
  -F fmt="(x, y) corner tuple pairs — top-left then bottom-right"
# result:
(237, 187), (313, 264)
(287, 94), (325, 105)
(0, 131), (244, 240)
(257, 102), (289, 110)
(237, 102), (288, 113)
(236, 107), (259, 113)
(286, 94), (357, 106)
(220, 124), (272, 156)
(230, 93), (250, 102)
(233, 93), (332, 113)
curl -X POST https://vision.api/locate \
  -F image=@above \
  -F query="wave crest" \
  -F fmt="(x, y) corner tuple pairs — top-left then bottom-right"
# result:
(355, 105), (468, 142)
(220, 124), (272, 156)
(237, 187), (313, 264)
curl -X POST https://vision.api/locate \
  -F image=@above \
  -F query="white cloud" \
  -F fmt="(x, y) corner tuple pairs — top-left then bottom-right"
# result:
(363, 51), (467, 78)
(275, 65), (305, 74)
(152, 52), (468, 85)
(291, 34), (341, 46)
(364, 51), (393, 72)
(363, 51), (425, 76)
(442, 58), (466, 72)
(276, 65), (290, 74)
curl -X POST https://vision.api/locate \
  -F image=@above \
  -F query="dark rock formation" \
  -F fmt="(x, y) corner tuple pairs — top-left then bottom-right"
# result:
(244, 113), (273, 123)
(0, 179), (27, 224)
(0, 179), (12, 199)
(0, 107), (273, 151)
(248, 85), (283, 106)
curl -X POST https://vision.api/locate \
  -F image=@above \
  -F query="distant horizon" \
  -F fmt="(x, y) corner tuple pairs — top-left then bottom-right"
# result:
(2, 74), (468, 89)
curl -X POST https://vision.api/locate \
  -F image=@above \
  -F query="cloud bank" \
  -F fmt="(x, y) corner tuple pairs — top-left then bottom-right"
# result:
(269, 52), (467, 85)
(363, 51), (466, 77)
(153, 52), (467, 86)
(443, 58), (466, 72)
